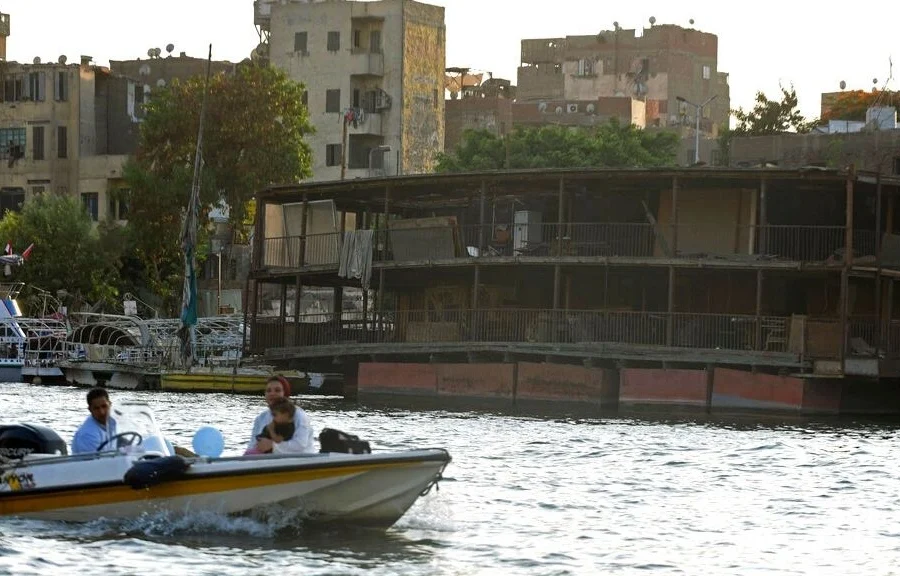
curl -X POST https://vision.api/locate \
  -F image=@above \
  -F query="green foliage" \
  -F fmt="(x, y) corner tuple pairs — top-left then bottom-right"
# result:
(435, 120), (678, 173)
(732, 85), (816, 135)
(823, 89), (899, 122)
(0, 195), (125, 307)
(125, 63), (313, 314)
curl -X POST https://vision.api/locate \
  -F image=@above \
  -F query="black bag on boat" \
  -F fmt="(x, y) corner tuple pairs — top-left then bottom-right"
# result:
(123, 455), (191, 489)
(318, 428), (371, 454)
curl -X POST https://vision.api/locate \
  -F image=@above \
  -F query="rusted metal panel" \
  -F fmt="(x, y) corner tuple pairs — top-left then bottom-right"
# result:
(515, 362), (612, 404)
(711, 368), (804, 410)
(435, 363), (514, 400)
(358, 362), (437, 395)
(619, 368), (707, 407)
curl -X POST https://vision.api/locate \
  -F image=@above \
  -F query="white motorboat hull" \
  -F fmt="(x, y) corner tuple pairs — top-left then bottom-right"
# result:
(0, 449), (450, 528)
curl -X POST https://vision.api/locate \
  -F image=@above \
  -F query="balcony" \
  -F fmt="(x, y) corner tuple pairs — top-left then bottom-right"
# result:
(350, 51), (384, 77)
(257, 223), (877, 271)
(347, 110), (382, 136)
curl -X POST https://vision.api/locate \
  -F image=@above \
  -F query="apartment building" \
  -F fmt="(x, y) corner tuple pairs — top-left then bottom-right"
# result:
(255, 0), (446, 181)
(518, 22), (730, 135)
(0, 12), (147, 222)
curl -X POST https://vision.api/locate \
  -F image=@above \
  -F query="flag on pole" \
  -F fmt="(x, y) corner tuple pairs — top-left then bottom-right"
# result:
(21, 243), (33, 260)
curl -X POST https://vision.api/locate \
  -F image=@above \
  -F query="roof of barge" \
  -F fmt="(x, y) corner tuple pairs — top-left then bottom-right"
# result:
(257, 167), (900, 207)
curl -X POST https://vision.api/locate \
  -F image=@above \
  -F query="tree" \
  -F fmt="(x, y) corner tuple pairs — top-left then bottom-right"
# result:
(125, 63), (313, 314)
(732, 85), (816, 136)
(823, 89), (899, 122)
(0, 195), (125, 307)
(435, 120), (678, 172)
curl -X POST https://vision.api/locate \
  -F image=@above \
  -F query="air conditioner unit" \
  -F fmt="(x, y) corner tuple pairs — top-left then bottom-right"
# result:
(374, 89), (392, 110)
(567, 103), (578, 113)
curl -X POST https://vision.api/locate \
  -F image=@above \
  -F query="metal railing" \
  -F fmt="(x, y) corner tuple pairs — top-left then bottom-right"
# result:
(258, 223), (878, 270)
(250, 309), (795, 355)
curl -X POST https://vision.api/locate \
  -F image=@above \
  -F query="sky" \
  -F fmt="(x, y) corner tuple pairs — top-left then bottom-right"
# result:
(2, 0), (896, 121)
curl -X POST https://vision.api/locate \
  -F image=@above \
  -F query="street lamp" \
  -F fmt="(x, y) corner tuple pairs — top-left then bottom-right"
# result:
(368, 144), (392, 176)
(676, 94), (717, 164)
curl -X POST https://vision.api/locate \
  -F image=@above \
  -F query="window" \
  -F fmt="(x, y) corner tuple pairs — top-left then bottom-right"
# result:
(353, 29), (361, 50)
(0, 188), (25, 215)
(702, 65), (711, 80)
(352, 89), (360, 108)
(54, 71), (68, 102)
(81, 192), (99, 221)
(893, 157), (900, 176)
(325, 89), (341, 113)
(577, 58), (593, 76)
(32, 126), (44, 160)
(370, 30), (382, 53)
(27, 72), (46, 101)
(0, 128), (26, 161)
(109, 188), (130, 220)
(325, 144), (342, 167)
(31, 185), (45, 197)
(294, 31), (307, 53)
(301, 90), (308, 108)
(3, 75), (23, 102)
(134, 85), (145, 115)
(327, 31), (340, 52)
(57, 126), (67, 159)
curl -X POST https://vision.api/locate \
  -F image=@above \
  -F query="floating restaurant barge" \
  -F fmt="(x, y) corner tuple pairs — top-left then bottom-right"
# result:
(248, 167), (900, 416)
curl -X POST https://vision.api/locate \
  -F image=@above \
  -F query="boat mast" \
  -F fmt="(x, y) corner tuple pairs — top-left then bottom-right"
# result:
(178, 44), (213, 369)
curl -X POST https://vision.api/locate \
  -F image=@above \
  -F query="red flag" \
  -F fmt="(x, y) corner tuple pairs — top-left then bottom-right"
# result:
(21, 243), (33, 260)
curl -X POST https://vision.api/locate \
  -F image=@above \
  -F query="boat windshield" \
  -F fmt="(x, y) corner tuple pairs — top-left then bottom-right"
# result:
(112, 402), (173, 456)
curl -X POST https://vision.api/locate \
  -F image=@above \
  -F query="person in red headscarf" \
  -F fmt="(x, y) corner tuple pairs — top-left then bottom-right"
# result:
(245, 375), (316, 455)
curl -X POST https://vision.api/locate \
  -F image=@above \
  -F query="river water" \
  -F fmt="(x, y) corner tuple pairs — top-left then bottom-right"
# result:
(1, 383), (900, 575)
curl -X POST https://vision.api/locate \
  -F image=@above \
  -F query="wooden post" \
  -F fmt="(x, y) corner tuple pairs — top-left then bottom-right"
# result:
(755, 269), (763, 350)
(472, 264), (480, 341)
(298, 194), (308, 267)
(553, 265), (561, 309)
(377, 268), (385, 336)
(888, 279), (895, 354)
(294, 275), (303, 343)
(340, 115), (348, 181)
(478, 180), (486, 252)
(671, 176), (679, 255)
(840, 168), (855, 370)
(758, 178), (768, 255)
(279, 283), (288, 347)
(557, 176), (565, 256)
(667, 266), (675, 346)
(876, 171), (883, 352)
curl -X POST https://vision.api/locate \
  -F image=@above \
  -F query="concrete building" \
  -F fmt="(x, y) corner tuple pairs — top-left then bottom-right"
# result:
(255, 0), (446, 181)
(0, 41), (147, 222)
(517, 23), (729, 135)
(110, 47), (237, 91)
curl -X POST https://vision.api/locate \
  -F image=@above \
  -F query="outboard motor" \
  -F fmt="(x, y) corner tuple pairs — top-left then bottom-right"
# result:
(319, 428), (371, 454)
(0, 424), (68, 460)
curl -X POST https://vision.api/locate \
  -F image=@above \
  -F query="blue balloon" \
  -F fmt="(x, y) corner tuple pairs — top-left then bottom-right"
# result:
(192, 426), (225, 458)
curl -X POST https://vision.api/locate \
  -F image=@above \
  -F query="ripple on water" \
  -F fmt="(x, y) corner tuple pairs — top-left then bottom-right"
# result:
(2, 383), (900, 574)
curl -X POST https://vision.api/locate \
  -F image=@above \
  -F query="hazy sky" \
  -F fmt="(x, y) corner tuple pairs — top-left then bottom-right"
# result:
(3, 0), (895, 121)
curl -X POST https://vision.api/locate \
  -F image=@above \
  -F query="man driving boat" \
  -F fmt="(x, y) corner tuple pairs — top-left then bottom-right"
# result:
(72, 387), (118, 454)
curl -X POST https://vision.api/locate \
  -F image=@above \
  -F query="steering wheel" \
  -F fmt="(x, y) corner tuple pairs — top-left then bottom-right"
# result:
(96, 432), (143, 452)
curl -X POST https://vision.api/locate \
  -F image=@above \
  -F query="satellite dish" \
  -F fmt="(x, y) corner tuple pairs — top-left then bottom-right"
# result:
(33, 57), (41, 65)
(166, 44), (175, 55)
(555, 106), (563, 115)
(649, 16), (656, 25)
(58, 55), (67, 64)
(689, 18), (695, 25)
(873, 78), (879, 84)
(538, 102), (548, 112)
(156, 78), (166, 88)
(613, 21), (619, 29)
(586, 103), (595, 113)
(147, 48), (155, 58)
(139, 64), (151, 76)
(839, 80), (846, 90)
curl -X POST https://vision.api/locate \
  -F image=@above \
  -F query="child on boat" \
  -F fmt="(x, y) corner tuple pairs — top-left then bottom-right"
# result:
(245, 397), (297, 455)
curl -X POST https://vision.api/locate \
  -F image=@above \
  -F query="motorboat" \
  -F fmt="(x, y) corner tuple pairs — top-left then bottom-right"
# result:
(0, 402), (450, 528)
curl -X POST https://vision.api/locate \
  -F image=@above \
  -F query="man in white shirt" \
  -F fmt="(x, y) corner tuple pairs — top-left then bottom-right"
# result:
(72, 387), (118, 453)
(246, 376), (316, 454)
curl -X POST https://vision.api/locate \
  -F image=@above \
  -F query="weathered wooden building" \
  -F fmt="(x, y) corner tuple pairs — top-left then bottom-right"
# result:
(248, 167), (900, 414)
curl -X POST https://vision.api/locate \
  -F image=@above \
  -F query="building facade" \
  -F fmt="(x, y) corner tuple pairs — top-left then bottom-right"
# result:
(255, 0), (446, 181)
(0, 53), (146, 222)
(518, 23), (729, 135)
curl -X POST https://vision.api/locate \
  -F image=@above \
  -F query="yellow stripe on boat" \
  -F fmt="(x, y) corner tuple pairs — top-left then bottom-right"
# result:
(0, 460), (416, 516)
